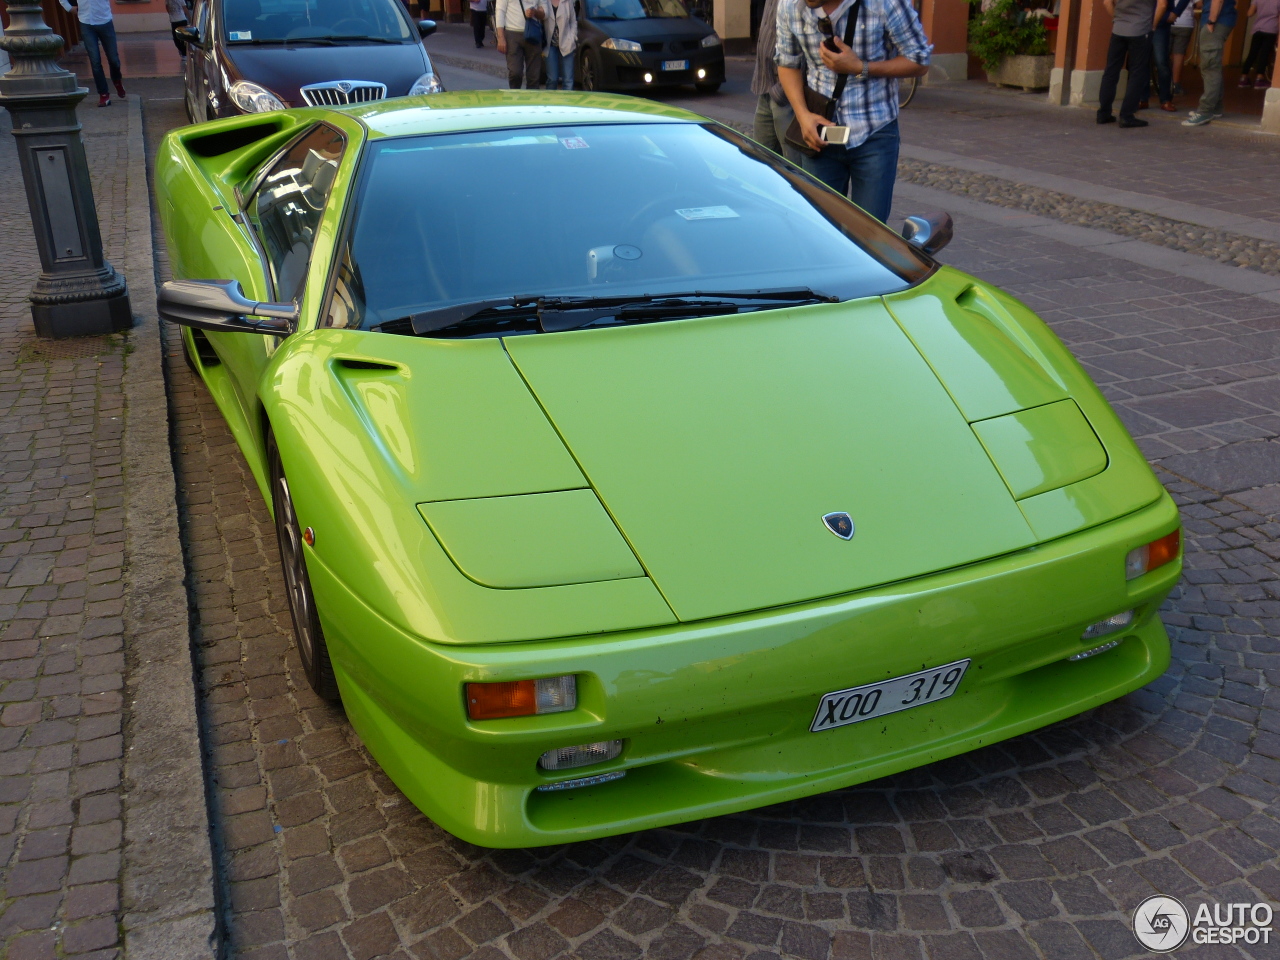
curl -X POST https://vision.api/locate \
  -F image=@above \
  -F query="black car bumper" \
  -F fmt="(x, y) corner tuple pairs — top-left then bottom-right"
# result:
(593, 46), (725, 89)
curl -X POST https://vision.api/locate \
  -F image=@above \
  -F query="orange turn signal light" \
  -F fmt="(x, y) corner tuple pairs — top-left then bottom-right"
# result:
(466, 675), (577, 720)
(1125, 529), (1180, 580)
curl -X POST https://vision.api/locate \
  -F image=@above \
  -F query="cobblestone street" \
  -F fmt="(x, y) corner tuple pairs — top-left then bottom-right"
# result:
(131, 71), (1280, 959)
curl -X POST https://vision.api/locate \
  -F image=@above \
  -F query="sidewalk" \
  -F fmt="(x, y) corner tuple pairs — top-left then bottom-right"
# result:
(0, 93), (216, 958)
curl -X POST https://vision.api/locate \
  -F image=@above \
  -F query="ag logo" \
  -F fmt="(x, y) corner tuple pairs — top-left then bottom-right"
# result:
(1133, 895), (1190, 952)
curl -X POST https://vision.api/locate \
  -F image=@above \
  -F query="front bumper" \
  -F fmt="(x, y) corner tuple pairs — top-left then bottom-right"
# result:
(595, 45), (725, 89)
(310, 493), (1180, 848)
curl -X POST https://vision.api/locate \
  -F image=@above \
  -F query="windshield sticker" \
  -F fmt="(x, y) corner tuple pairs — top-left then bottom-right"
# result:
(559, 136), (589, 149)
(675, 206), (739, 221)
(229, 30), (252, 39)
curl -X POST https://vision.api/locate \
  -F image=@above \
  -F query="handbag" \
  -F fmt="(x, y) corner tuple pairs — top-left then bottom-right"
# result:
(523, 11), (546, 46)
(784, 0), (861, 158)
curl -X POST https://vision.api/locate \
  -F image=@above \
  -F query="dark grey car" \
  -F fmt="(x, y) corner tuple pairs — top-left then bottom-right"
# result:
(576, 0), (725, 94)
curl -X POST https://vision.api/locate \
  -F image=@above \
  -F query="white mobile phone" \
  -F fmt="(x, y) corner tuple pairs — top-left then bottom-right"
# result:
(820, 125), (850, 145)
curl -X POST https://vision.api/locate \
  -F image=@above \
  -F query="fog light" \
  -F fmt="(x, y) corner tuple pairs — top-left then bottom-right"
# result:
(1068, 638), (1124, 661)
(1081, 609), (1133, 641)
(539, 739), (622, 770)
(1125, 529), (1180, 580)
(535, 770), (626, 791)
(697, 68), (706, 78)
(643, 72), (654, 83)
(466, 675), (576, 720)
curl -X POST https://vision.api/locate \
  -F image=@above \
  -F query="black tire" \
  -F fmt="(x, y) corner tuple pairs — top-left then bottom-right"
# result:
(267, 430), (341, 701)
(182, 328), (200, 374)
(580, 49), (603, 91)
(694, 81), (721, 94)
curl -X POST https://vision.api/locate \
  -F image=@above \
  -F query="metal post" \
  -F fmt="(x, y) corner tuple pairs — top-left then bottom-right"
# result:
(0, 2), (131, 339)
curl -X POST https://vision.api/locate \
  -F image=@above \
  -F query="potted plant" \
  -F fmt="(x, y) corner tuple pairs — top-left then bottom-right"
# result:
(968, 0), (1054, 90)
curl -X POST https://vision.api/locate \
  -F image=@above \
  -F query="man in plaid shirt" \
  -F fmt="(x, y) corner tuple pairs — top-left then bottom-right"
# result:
(775, 0), (930, 222)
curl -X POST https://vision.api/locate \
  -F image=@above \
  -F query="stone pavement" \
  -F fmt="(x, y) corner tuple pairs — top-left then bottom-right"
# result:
(0, 91), (217, 958)
(137, 65), (1280, 959)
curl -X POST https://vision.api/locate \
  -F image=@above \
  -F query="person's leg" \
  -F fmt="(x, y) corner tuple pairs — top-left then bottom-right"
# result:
(1197, 24), (1230, 114)
(546, 46), (562, 89)
(1120, 34), (1151, 119)
(754, 93), (782, 153)
(1153, 23), (1172, 101)
(562, 46), (574, 88)
(1262, 31), (1278, 82)
(526, 37), (545, 87)
(801, 146), (852, 197)
(472, 8), (486, 46)
(770, 98), (801, 164)
(844, 119), (900, 223)
(79, 22), (109, 96)
(99, 19), (125, 95)
(1240, 31), (1262, 79)
(504, 29), (524, 87)
(1097, 33), (1126, 118)
(1171, 27), (1191, 89)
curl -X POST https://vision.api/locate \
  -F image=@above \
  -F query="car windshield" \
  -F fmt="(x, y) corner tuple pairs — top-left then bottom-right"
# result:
(221, 0), (411, 43)
(326, 122), (930, 334)
(585, 0), (689, 18)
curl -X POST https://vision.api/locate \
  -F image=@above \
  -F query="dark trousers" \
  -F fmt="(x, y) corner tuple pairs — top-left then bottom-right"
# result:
(171, 19), (189, 56)
(79, 20), (123, 97)
(801, 119), (900, 223)
(1242, 30), (1278, 76)
(471, 8), (488, 46)
(1098, 32), (1152, 120)
(503, 27), (543, 88)
(1149, 21), (1172, 102)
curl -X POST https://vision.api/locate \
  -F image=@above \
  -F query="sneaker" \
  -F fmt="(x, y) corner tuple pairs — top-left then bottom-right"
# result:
(1097, 112), (1117, 124)
(1238, 75), (1253, 87)
(1182, 111), (1214, 125)
(114, 80), (126, 98)
(1161, 101), (1177, 111)
(1119, 116), (1149, 127)
(98, 93), (110, 107)
(1172, 82), (1185, 95)
(1258, 77), (1272, 89)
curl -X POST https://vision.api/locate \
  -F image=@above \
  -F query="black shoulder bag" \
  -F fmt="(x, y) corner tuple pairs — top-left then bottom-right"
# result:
(784, 0), (861, 159)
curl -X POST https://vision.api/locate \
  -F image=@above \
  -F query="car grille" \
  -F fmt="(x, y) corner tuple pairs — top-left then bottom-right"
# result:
(299, 80), (388, 106)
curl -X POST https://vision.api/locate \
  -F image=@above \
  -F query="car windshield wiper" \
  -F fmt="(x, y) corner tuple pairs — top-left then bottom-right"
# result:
(400, 287), (836, 336)
(323, 34), (405, 42)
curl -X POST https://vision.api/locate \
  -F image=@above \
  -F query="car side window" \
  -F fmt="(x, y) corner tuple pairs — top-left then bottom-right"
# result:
(246, 124), (345, 303)
(195, 0), (209, 40)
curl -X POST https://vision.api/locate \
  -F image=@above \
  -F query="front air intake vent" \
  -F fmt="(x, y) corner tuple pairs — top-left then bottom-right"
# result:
(300, 80), (388, 107)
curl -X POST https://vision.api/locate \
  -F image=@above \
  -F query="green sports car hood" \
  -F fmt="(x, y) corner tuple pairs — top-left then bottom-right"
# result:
(269, 268), (1161, 642)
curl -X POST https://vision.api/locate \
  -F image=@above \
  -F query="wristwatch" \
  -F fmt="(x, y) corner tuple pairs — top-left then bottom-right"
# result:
(859, 62), (871, 81)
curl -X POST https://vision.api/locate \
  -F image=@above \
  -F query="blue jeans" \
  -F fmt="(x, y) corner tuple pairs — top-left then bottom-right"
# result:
(80, 20), (123, 96)
(546, 46), (574, 90)
(1149, 21), (1172, 103)
(800, 118), (900, 223)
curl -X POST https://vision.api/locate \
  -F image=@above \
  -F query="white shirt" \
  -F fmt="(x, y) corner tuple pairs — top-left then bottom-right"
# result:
(59, 0), (113, 26)
(495, 0), (549, 31)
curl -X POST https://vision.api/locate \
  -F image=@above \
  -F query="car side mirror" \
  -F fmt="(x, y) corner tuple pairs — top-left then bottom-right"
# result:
(157, 279), (298, 335)
(901, 211), (953, 256)
(418, 19), (437, 37)
(175, 24), (202, 47)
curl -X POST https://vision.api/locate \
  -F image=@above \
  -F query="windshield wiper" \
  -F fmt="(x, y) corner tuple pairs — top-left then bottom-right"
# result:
(400, 287), (836, 336)
(324, 34), (405, 42)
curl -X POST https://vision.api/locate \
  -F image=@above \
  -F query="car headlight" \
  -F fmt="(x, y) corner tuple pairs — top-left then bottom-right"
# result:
(602, 37), (641, 51)
(409, 71), (445, 95)
(229, 80), (286, 113)
(700, 33), (721, 47)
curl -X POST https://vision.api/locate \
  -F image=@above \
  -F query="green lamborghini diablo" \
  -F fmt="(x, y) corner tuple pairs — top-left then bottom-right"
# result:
(155, 90), (1182, 848)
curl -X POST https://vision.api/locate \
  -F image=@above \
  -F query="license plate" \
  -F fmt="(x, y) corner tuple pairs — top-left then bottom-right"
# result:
(662, 59), (689, 71)
(810, 659), (970, 733)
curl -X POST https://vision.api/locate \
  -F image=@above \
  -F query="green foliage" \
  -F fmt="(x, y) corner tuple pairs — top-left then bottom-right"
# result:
(967, 0), (1051, 72)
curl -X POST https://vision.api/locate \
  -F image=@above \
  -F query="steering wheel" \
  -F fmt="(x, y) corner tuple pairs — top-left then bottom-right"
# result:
(330, 17), (373, 32)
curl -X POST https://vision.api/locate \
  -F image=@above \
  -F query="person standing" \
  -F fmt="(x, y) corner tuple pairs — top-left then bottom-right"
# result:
(775, 0), (931, 223)
(58, 0), (127, 107)
(1169, 0), (1198, 93)
(1237, 0), (1278, 87)
(752, 0), (800, 161)
(1097, 0), (1167, 127)
(168, 0), (190, 61)
(1149, 4), (1176, 109)
(495, 0), (550, 88)
(545, 0), (578, 89)
(470, 0), (490, 48)
(1184, 0), (1237, 123)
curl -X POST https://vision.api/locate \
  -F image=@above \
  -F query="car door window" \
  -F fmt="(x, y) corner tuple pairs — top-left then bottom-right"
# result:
(246, 125), (345, 303)
(195, 0), (209, 40)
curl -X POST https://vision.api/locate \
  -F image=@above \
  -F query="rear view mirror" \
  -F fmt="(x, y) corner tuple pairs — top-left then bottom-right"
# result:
(418, 19), (437, 37)
(901, 211), (954, 256)
(157, 279), (298, 335)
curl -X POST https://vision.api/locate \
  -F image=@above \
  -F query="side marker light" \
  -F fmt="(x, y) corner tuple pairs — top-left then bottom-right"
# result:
(1125, 529), (1180, 580)
(466, 675), (576, 720)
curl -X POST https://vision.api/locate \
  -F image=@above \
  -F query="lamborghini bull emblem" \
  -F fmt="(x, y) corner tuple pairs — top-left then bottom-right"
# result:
(822, 512), (855, 540)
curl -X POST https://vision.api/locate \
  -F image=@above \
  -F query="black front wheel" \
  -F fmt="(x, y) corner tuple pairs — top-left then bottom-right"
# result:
(267, 430), (340, 701)
(580, 49), (603, 91)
